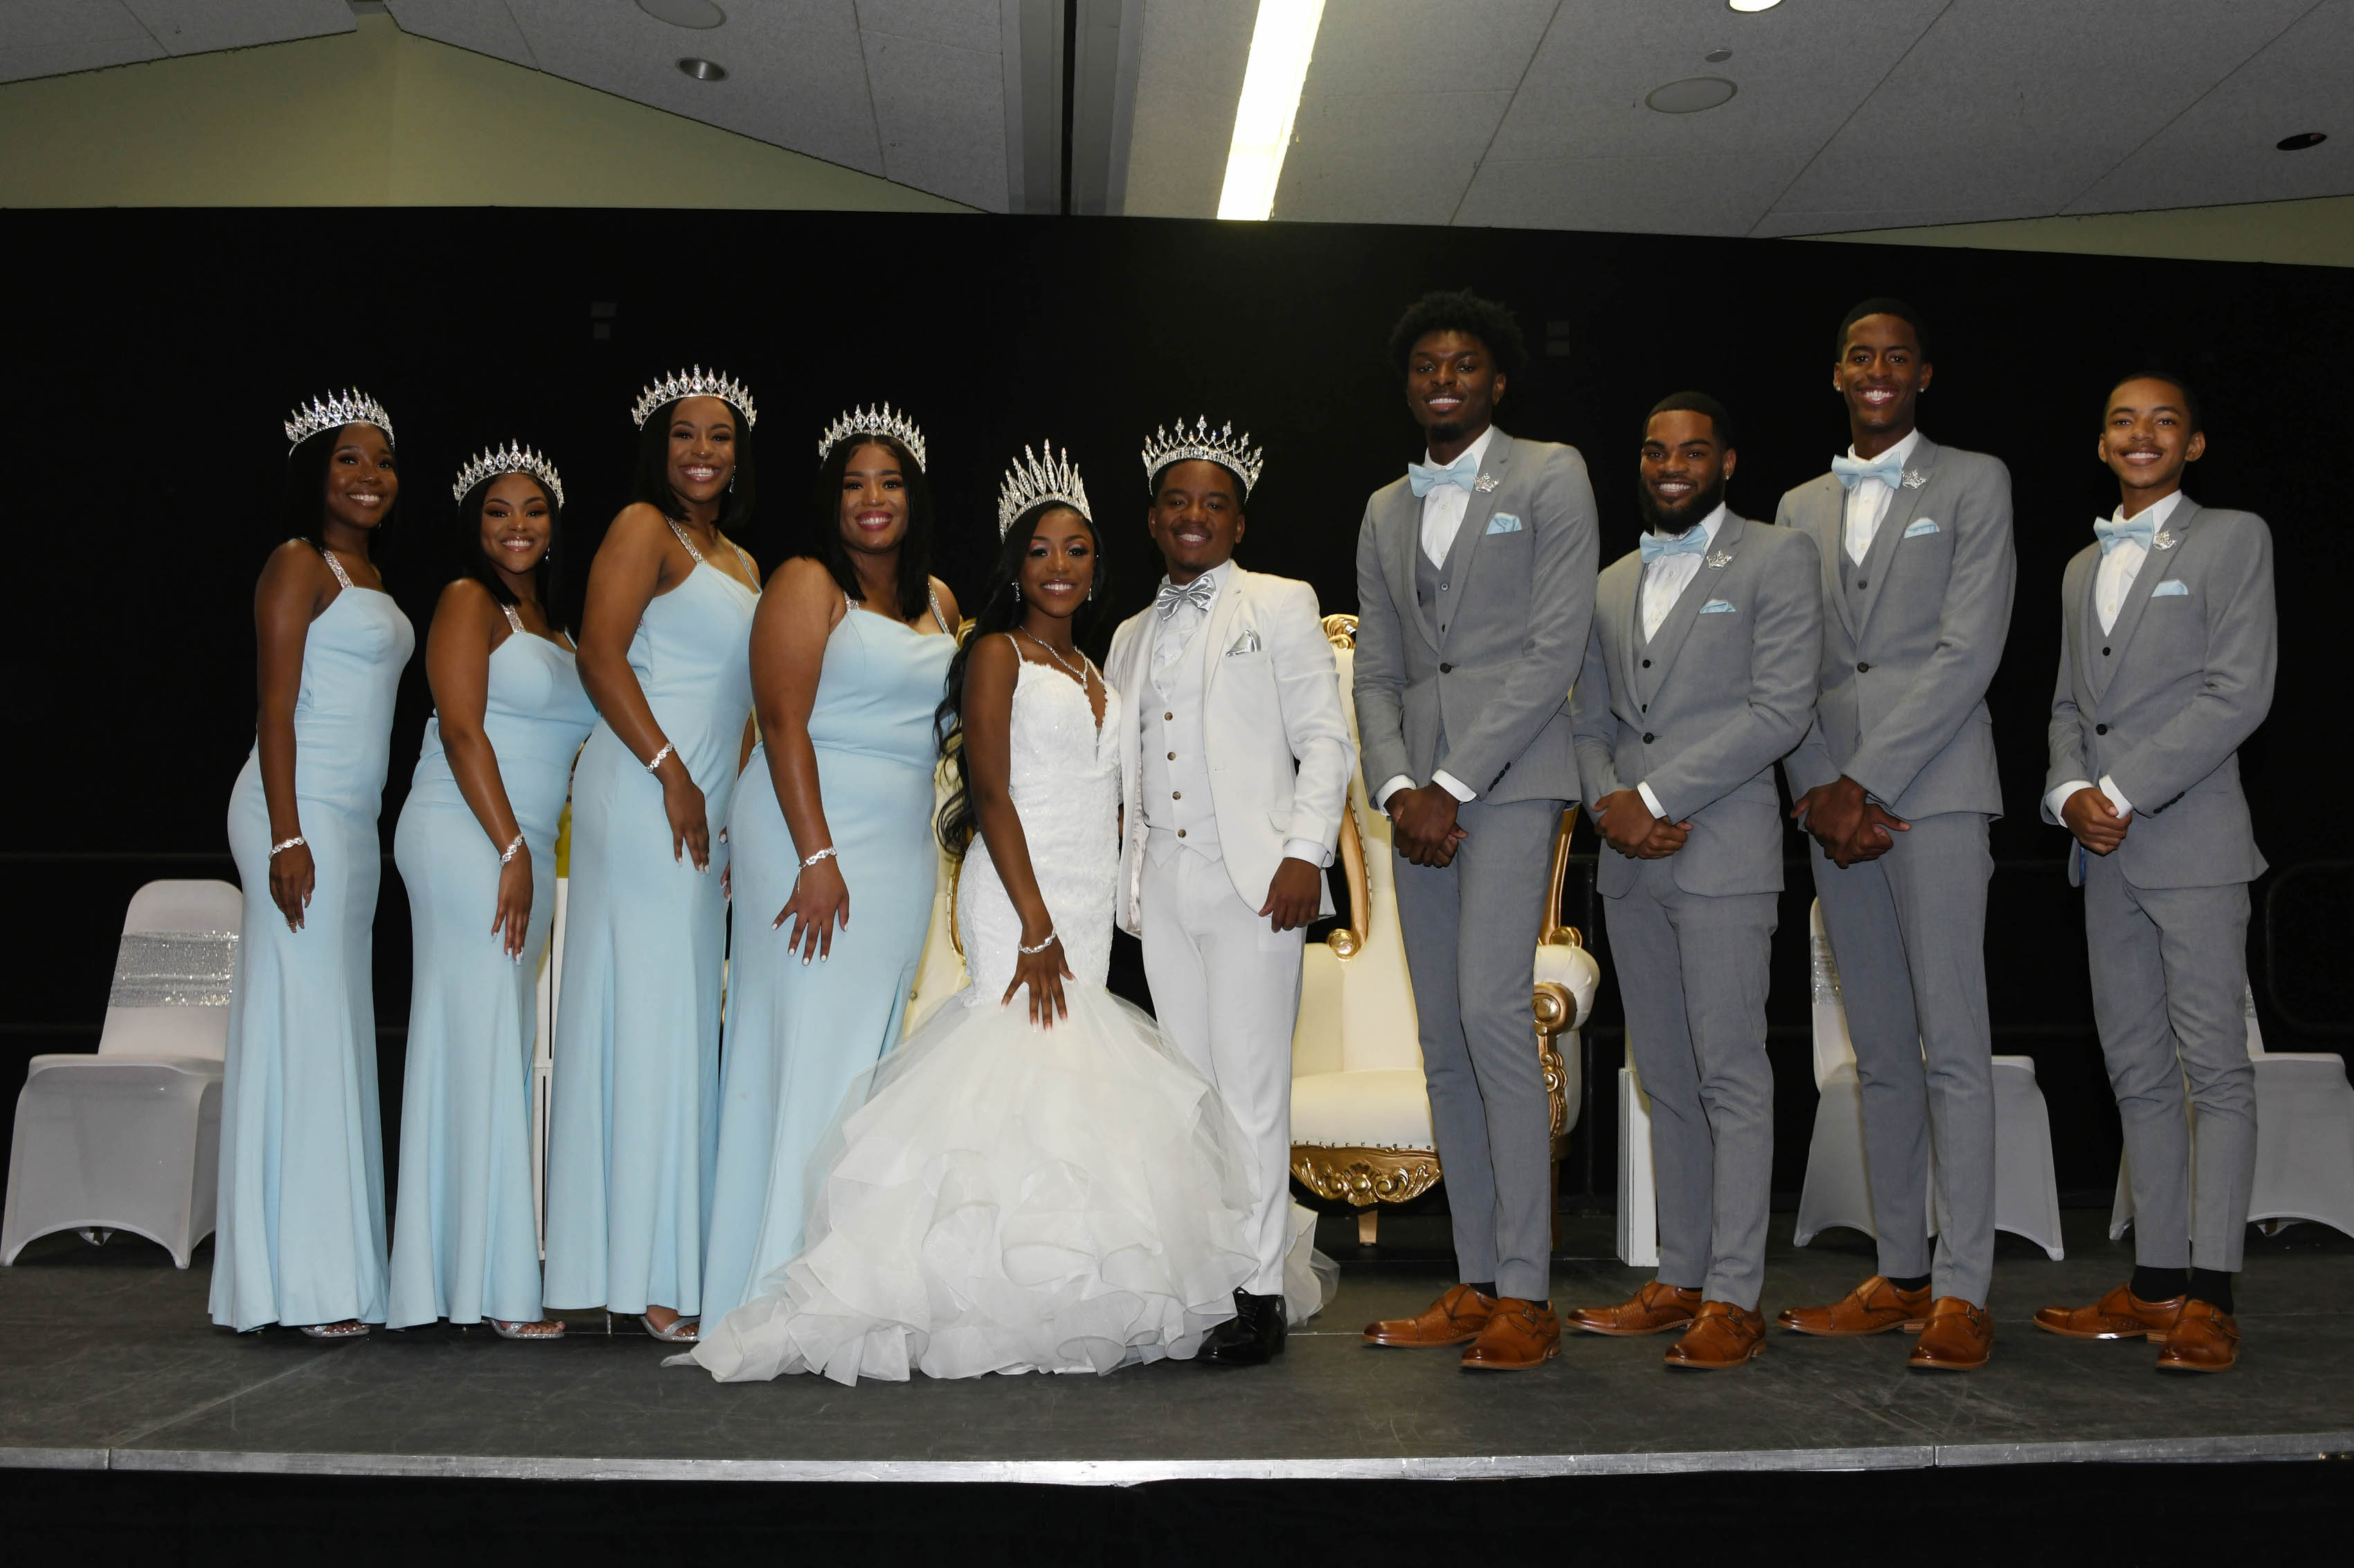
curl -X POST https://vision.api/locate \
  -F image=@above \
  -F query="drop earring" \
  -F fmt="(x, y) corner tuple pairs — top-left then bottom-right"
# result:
(1011, 580), (1021, 602)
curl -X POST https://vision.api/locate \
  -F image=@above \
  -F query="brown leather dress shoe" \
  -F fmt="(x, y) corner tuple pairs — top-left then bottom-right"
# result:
(1663, 1301), (1766, 1370)
(2033, 1283), (2185, 1342)
(1459, 1298), (1560, 1371)
(1907, 1297), (1993, 1371)
(1363, 1283), (1496, 1348)
(1569, 1280), (1701, 1337)
(2154, 1299), (2240, 1373)
(1776, 1276), (1932, 1336)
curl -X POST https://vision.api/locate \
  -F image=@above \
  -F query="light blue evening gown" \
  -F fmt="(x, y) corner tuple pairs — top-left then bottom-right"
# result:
(699, 591), (955, 1318)
(386, 602), (595, 1328)
(542, 523), (757, 1317)
(212, 546), (414, 1331)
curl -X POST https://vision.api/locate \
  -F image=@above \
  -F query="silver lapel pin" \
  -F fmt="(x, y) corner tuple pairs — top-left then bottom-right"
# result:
(1705, 549), (1733, 570)
(1901, 469), (1927, 489)
(2152, 530), (2177, 551)
(1473, 473), (1499, 493)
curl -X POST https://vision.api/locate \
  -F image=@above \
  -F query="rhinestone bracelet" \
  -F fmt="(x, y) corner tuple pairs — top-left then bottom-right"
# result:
(269, 835), (306, 858)
(799, 847), (838, 870)
(644, 741), (675, 774)
(499, 833), (526, 864)
(1018, 930), (1058, 955)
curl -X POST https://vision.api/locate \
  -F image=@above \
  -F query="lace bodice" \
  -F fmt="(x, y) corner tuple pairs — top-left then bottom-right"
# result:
(955, 655), (1122, 1004)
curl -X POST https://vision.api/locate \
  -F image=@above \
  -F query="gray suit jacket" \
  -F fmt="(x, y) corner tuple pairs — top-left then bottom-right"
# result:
(2043, 496), (2274, 890)
(1572, 514), (1822, 898)
(1780, 434), (2015, 820)
(1352, 428), (1599, 805)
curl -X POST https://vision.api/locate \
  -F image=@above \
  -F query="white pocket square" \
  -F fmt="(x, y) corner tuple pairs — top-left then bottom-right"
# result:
(1225, 628), (1263, 655)
(1903, 518), (1939, 538)
(1485, 513), (1522, 534)
(1698, 599), (1736, 615)
(2151, 579), (2189, 597)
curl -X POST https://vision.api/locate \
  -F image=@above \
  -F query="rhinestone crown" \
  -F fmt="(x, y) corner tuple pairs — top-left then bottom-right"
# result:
(451, 441), (565, 510)
(1140, 416), (1264, 498)
(996, 442), (1093, 538)
(819, 403), (927, 472)
(285, 388), (394, 452)
(631, 366), (757, 429)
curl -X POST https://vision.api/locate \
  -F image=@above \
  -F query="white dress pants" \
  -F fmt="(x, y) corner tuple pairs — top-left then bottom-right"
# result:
(1140, 847), (1303, 1297)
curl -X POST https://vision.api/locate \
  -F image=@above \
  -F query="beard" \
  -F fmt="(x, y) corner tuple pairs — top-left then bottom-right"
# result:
(1636, 472), (1725, 536)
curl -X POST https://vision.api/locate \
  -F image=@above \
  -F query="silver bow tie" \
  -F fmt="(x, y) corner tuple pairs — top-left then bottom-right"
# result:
(1154, 577), (1216, 620)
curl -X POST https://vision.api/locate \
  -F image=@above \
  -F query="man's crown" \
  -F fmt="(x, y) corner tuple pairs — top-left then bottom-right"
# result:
(1140, 416), (1264, 499)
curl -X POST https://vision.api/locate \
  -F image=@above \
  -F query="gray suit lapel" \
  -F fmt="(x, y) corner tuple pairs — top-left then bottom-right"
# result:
(1611, 561), (1641, 713)
(1437, 428), (1512, 647)
(2101, 496), (2200, 689)
(1385, 485), (1438, 652)
(1852, 435), (1935, 639)
(1800, 478), (1854, 640)
(1643, 512), (1745, 696)
(2066, 548), (2111, 705)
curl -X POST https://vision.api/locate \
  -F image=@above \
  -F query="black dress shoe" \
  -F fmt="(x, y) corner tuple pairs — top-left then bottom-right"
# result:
(1201, 1290), (1287, 1366)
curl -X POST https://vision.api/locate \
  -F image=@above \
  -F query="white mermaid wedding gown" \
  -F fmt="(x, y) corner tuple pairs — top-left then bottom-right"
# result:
(686, 656), (1326, 1385)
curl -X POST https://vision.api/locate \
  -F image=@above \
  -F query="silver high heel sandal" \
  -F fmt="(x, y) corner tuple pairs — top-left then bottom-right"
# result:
(641, 1311), (699, 1344)
(297, 1320), (371, 1340)
(491, 1319), (568, 1342)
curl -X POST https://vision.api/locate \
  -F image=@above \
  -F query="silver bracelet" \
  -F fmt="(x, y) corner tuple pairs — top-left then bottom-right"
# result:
(644, 741), (675, 774)
(1018, 930), (1058, 955)
(268, 835), (306, 858)
(499, 833), (526, 864)
(798, 846), (838, 870)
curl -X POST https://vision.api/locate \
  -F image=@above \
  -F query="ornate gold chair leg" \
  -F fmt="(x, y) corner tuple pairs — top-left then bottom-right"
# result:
(1358, 1209), (1378, 1245)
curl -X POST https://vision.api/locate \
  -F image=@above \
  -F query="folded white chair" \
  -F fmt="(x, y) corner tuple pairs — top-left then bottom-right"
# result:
(3, 879), (241, 1268)
(2110, 984), (2354, 1243)
(1795, 901), (2065, 1261)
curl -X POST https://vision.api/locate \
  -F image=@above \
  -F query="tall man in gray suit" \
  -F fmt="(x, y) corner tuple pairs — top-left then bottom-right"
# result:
(1776, 299), (2016, 1372)
(2033, 373), (2274, 1374)
(1567, 393), (1821, 1370)
(1354, 290), (1598, 1372)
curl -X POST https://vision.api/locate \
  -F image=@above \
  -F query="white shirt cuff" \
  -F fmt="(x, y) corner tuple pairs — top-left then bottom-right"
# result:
(2098, 773), (2133, 817)
(1282, 837), (1333, 870)
(1374, 775), (1416, 811)
(1635, 781), (1666, 820)
(2047, 777), (2134, 821)
(1432, 770), (1476, 804)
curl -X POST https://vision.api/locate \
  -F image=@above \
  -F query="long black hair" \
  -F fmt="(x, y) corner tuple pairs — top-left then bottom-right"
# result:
(280, 421), (399, 553)
(805, 433), (935, 622)
(632, 396), (756, 534)
(933, 500), (1111, 860)
(455, 469), (570, 636)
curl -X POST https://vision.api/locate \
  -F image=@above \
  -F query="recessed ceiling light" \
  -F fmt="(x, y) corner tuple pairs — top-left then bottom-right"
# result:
(2276, 131), (2326, 151)
(1646, 77), (1738, 114)
(676, 57), (726, 82)
(640, 0), (726, 27)
(1218, 0), (1327, 222)
(1705, 46), (1733, 63)
(1728, 0), (1782, 11)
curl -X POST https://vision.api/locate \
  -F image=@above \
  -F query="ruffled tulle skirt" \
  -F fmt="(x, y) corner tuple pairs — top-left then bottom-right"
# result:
(681, 980), (1264, 1385)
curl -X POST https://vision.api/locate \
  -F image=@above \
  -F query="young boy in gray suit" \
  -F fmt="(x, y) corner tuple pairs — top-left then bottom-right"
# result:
(2034, 373), (2276, 1374)
(1567, 393), (1821, 1370)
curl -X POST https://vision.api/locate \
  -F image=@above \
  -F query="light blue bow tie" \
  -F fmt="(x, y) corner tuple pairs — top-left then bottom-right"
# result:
(2094, 514), (2157, 555)
(1408, 451), (1480, 497)
(1154, 576), (1217, 620)
(1639, 529), (1709, 566)
(1831, 453), (1905, 492)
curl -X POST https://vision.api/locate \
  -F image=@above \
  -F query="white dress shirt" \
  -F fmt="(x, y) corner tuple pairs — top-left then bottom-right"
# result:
(1149, 561), (1333, 869)
(1843, 426), (1924, 565)
(1376, 426), (1498, 813)
(1630, 504), (1726, 820)
(2043, 490), (2184, 823)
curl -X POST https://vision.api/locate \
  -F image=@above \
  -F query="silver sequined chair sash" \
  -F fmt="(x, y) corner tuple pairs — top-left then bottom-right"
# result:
(107, 930), (237, 1009)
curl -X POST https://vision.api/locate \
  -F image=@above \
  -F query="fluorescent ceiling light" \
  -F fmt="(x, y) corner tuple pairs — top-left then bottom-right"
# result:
(1728, 0), (1782, 12)
(1218, 0), (1327, 222)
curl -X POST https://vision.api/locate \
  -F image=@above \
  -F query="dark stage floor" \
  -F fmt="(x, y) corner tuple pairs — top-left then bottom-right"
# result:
(2, 1211), (2348, 1484)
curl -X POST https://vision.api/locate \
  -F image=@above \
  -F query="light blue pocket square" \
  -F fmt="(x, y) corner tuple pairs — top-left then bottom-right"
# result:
(1902, 518), (1939, 538)
(1699, 600), (1736, 615)
(1485, 513), (1522, 534)
(2151, 579), (2189, 597)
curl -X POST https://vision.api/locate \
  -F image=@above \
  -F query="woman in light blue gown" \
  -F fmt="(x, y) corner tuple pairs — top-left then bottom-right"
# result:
(543, 372), (762, 1342)
(700, 408), (960, 1319)
(388, 446), (595, 1337)
(213, 393), (415, 1337)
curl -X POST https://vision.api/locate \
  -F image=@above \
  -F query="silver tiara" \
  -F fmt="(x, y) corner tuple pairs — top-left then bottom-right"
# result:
(1140, 416), (1263, 498)
(996, 442), (1093, 538)
(631, 366), (757, 429)
(285, 388), (394, 451)
(818, 404), (926, 471)
(451, 441), (565, 510)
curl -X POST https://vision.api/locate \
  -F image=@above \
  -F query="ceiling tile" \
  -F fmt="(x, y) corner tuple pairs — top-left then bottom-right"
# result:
(1277, 91), (1516, 225)
(1300, 0), (1556, 96)
(0, 36), (160, 86)
(1459, 150), (1819, 237)
(1764, 0), (2312, 230)
(856, 0), (1000, 55)
(1122, 0), (1254, 217)
(2067, 0), (2354, 213)
(381, 1), (537, 69)
(863, 29), (1007, 210)
(120, 0), (354, 56)
(0, 0), (148, 52)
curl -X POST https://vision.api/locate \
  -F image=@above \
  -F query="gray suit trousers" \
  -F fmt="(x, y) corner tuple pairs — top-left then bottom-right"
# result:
(2083, 854), (2256, 1272)
(1604, 862), (1777, 1309)
(1392, 795), (1564, 1303)
(1809, 811), (1995, 1304)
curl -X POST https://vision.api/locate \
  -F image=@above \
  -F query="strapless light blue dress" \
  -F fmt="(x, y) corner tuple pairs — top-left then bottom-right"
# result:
(543, 535), (757, 1317)
(387, 608), (595, 1328)
(699, 595), (955, 1318)
(212, 552), (414, 1331)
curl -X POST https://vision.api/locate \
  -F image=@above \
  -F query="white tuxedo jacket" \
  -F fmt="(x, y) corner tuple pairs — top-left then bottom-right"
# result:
(1108, 564), (1356, 935)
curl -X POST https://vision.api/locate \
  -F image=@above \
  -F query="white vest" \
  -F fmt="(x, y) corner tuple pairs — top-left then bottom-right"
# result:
(1140, 619), (1221, 864)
